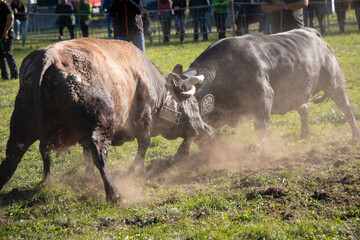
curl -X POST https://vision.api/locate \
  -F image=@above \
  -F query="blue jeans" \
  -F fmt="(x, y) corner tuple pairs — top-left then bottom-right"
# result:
(174, 14), (186, 42)
(117, 32), (145, 53)
(191, 9), (208, 41)
(14, 19), (28, 46)
(106, 14), (112, 37)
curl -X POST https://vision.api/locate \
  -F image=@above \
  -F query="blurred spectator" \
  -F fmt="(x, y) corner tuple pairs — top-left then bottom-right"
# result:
(0, 0), (18, 80)
(173, 0), (186, 42)
(304, 0), (325, 34)
(11, 0), (29, 46)
(206, 0), (213, 33)
(158, 0), (172, 42)
(234, 0), (250, 35)
(213, 0), (228, 39)
(189, 0), (209, 41)
(261, 0), (308, 33)
(352, 0), (360, 30)
(334, 0), (346, 33)
(77, 0), (92, 37)
(56, 0), (75, 40)
(110, 0), (145, 52)
(102, 0), (113, 37)
(142, 9), (153, 43)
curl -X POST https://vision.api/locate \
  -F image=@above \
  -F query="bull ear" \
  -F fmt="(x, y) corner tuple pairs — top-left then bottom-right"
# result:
(166, 73), (182, 87)
(172, 64), (183, 74)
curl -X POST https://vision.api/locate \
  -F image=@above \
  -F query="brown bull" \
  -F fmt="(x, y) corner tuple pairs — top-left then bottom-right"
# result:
(0, 38), (212, 202)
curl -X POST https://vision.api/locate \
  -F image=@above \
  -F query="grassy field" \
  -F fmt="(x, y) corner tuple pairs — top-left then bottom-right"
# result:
(0, 32), (359, 239)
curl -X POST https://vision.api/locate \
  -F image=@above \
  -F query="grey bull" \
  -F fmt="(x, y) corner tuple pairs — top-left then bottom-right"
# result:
(173, 28), (360, 157)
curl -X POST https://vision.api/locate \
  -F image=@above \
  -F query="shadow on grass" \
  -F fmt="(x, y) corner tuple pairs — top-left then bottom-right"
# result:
(0, 186), (44, 207)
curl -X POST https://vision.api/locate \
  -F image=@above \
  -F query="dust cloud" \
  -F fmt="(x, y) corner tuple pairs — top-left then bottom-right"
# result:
(54, 123), (354, 205)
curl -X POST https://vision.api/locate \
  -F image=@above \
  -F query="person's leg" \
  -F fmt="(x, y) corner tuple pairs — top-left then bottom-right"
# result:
(354, 0), (360, 30)
(4, 39), (18, 79)
(308, 4), (314, 27)
(84, 21), (89, 37)
(0, 56), (9, 80)
(131, 32), (145, 53)
(192, 12), (199, 41)
(174, 14), (180, 34)
(59, 23), (64, 39)
(180, 16), (186, 42)
(214, 12), (220, 38)
(316, 8), (325, 35)
(106, 14), (112, 37)
(165, 17), (171, 42)
(14, 19), (21, 40)
(200, 13), (208, 40)
(220, 13), (226, 38)
(21, 20), (28, 46)
(68, 25), (75, 39)
(80, 21), (86, 37)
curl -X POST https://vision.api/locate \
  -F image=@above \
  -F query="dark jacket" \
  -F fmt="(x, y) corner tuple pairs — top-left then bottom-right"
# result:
(56, 3), (75, 26)
(11, 2), (29, 21)
(173, 0), (186, 17)
(110, 0), (143, 37)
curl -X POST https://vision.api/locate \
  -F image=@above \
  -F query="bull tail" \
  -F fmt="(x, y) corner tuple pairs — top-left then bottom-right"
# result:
(32, 51), (57, 181)
(32, 51), (56, 146)
(312, 92), (329, 104)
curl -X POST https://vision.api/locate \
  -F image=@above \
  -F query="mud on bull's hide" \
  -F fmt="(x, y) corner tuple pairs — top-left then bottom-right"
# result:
(0, 38), (212, 203)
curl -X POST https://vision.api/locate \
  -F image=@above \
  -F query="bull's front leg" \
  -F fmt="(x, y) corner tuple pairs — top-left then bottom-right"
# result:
(174, 138), (193, 162)
(296, 103), (311, 139)
(128, 135), (150, 176)
(253, 80), (274, 156)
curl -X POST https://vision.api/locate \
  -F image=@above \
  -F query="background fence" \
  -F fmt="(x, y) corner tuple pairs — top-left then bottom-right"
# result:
(10, 0), (360, 44)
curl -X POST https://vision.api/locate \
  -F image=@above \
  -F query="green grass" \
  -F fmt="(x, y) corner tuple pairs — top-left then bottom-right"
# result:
(1, 32), (360, 239)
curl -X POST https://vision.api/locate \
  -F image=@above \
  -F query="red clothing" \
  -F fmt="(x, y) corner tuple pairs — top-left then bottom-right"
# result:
(158, 0), (171, 10)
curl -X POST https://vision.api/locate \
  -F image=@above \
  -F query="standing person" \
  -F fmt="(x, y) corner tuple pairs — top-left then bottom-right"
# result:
(213, 0), (228, 39)
(189, 0), (209, 41)
(158, 0), (172, 42)
(334, 0), (346, 33)
(304, 0), (325, 34)
(142, 9), (153, 44)
(0, 0), (18, 80)
(110, 0), (145, 52)
(56, 0), (75, 40)
(102, 0), (113, 37)
(261, 0), (308, 33)
(173, 0), (186, 42)
(10, 0), (29, 46)
(354, 0), (360, 30)
(77, 0), (92, 38)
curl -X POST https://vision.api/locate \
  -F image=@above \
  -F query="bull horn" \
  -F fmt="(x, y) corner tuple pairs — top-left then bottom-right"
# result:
(180, 86), (196, 97)
(181, 75), (204, 91)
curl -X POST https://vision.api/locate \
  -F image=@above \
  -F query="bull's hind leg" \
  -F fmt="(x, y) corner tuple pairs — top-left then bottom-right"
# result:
(39, 142), (51, 185)
(85, 132), (122, 203)
(327, 90), (360, 141)
(0, 134), (35, 191)
(296, 103), (311, 139)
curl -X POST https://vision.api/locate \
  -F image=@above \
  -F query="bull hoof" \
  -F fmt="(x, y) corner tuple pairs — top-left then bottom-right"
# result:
(300, 131), (311, 139)
(106, 193), (124, 204)
(127, 164), (145, 177)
